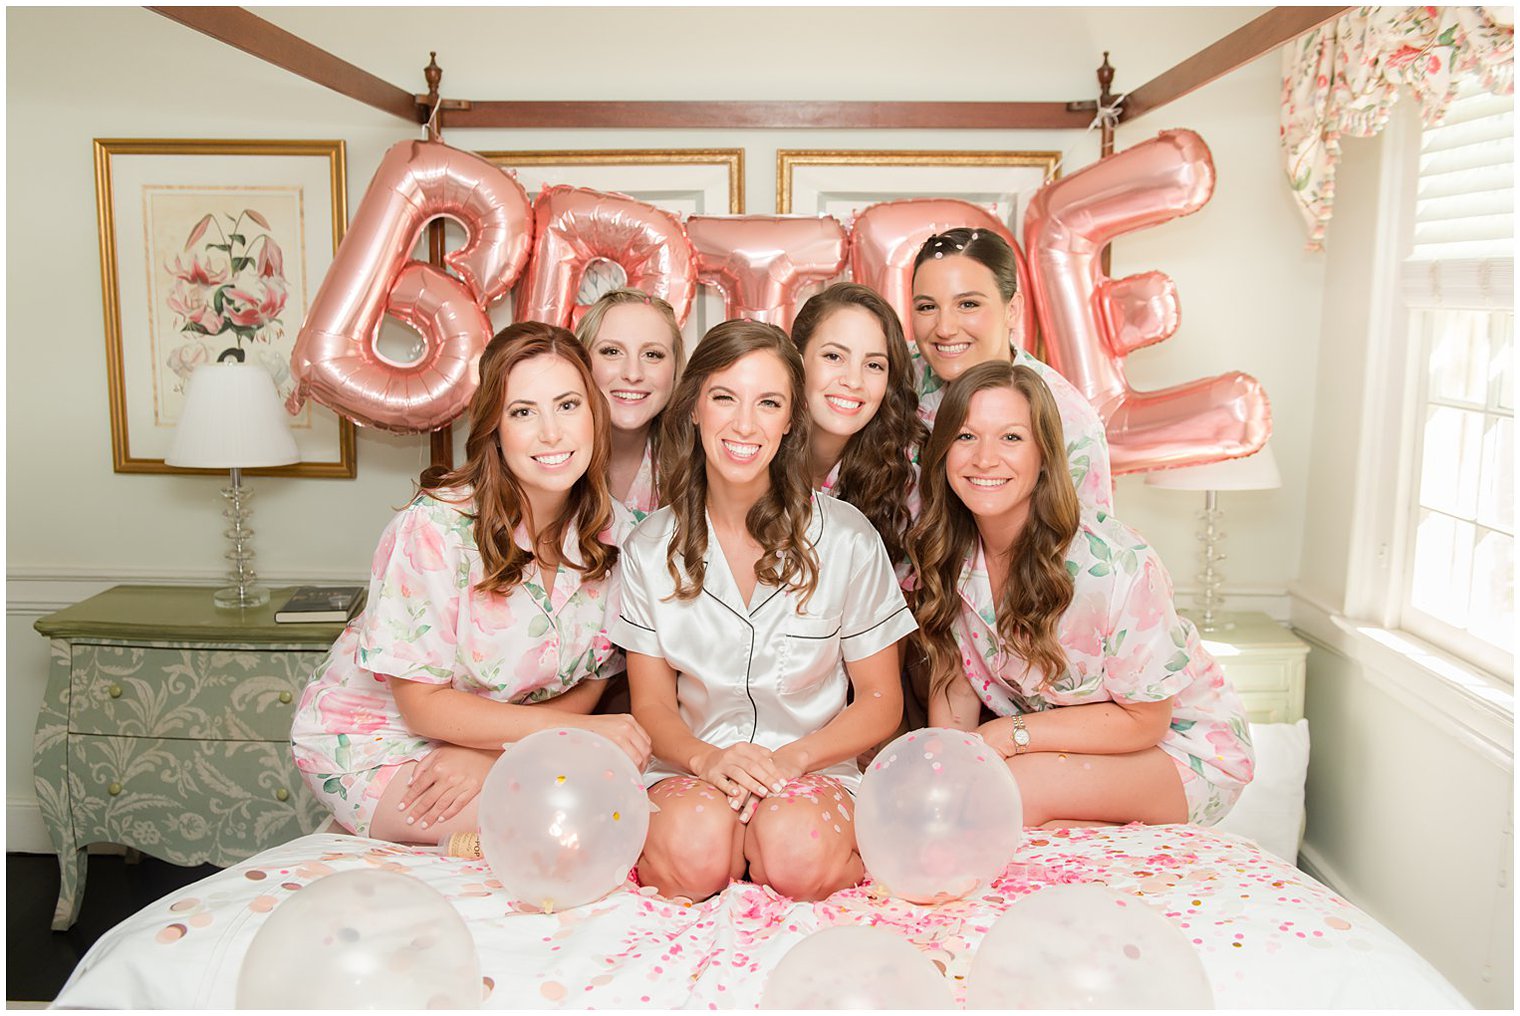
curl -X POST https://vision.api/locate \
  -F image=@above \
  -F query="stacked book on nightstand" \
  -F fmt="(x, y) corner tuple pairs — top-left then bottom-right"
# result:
(274, 586), (366, 624)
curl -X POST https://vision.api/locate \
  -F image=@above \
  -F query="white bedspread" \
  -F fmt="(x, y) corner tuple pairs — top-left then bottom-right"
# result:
(54, 824), (1467, 1009)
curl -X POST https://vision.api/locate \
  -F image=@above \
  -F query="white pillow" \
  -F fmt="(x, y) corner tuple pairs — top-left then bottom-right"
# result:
(1212, 719), (1310, 864)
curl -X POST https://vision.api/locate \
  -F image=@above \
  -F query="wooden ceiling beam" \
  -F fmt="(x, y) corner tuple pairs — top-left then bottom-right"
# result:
(1120, 6), (1349, 122)
(148, 6), (422, 123)
(428, 99), (1094, 131)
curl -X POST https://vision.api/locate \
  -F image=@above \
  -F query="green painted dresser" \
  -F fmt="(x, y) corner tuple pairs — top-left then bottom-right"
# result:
(32, 584), (348, 930)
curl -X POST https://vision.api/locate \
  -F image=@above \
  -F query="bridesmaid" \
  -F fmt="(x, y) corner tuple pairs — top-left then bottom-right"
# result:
(290, 322), (650, 845)
(609, 320), (916, 902)
(791, 282), (927, 570)
(910, 227), (1113, 512)
(908, 361), (1253, 827)
(574, 288), (686, 520)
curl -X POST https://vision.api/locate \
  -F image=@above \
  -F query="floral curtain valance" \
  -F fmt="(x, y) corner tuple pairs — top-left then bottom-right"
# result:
(1282, 6), (1514, 251)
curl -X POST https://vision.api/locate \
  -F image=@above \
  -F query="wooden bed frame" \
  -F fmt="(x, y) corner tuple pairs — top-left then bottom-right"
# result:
(144, 4), (1349, 466)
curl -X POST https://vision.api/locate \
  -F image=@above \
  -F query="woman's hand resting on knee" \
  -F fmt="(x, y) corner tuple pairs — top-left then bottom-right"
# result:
(690, 743), (807, 823)
(398, 744), (499, 831)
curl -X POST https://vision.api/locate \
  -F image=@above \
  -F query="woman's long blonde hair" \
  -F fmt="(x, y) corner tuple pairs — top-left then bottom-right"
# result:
(908, 362), (1080, 699)
(574, 287), (687, 506)
(426, 322), (617, 593)
(657, 319), (819, 607)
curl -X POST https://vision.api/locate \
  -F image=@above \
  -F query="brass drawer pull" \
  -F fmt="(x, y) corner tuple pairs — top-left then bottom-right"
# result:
(278, 691), (293, 705)
(108, 684), (123, 699)
(107, 782), (123, 796)
(275, 788), (290, 802)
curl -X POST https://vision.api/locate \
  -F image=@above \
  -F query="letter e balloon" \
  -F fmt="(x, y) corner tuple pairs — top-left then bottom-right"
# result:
(1023, 130), (1270, 473)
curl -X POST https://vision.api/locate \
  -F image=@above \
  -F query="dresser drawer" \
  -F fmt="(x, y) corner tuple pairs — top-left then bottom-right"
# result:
(1237, 691), (1293, 725)
(1215, 658), (1295, 694)
(66, 734), (326, 865)
(68, 644), (323, 741)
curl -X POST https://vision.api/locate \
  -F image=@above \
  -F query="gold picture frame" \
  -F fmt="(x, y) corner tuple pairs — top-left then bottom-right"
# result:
(777, 149), (1061, 235)
(95, 138), (355, 477)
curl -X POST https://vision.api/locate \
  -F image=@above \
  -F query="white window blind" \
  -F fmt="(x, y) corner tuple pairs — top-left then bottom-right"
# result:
(1398, 74), (1515, 679)
(1411, 76), (1514, 263)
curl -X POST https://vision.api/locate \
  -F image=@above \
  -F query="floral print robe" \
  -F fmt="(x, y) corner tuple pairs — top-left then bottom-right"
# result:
(949, 510), (1254, 825)
(289, 489), (630, 834)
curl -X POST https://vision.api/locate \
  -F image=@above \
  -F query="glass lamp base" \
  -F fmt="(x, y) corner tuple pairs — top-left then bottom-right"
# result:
(214, 584), (270, 610)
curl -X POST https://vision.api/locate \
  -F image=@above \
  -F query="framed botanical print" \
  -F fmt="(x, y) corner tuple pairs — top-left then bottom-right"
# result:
(95, 139), (354, 477)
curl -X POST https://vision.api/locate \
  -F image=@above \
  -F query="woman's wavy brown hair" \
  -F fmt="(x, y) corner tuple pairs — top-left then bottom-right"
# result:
(792, 283), (928, 567)
(574, 287), (687, 503)
(425, 321), (617, 594)
(908, 361), (1080, 700)
(657, 319), (819, 607)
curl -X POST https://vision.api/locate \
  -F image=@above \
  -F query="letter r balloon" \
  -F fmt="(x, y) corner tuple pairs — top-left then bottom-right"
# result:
(1024, 130), (1271, 473)
(287, 140), (532, 433)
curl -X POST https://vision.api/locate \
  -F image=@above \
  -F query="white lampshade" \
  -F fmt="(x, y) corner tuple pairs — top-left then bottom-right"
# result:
(166, 362), (299, 469)
(1144, 444), (1281, 492)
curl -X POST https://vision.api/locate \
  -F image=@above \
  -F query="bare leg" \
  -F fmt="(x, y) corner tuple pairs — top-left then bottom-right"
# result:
(1008, 747), (1188, 827)
(636, 777), (746, 902)
(369, 760), (483, 845)
(745, 775), (863, 902)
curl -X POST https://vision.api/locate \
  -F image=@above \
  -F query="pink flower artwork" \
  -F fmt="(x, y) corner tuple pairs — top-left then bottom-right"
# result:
(162, 208), (289, 368)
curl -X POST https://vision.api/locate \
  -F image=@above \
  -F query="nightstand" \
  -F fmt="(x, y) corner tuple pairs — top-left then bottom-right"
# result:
(32, 585), (347, 930)
(1185, 610), (1309, 723)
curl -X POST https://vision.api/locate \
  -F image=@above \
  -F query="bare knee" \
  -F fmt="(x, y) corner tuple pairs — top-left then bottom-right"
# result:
(640, 800), (740, 901)
(747, 808), (857, 901)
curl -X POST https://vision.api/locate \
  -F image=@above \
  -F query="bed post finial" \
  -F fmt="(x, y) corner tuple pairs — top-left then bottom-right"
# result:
(423, 51), (443, 141)
(1097, 51), (1116, 109)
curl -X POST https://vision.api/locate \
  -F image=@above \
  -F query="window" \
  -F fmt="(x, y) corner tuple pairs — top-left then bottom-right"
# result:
(1397, 77), (1514, 680)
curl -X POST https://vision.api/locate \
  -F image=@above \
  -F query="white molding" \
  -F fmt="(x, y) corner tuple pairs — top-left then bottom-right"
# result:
(8, 799), (51, 854)
(1290, 590), (1513, 773)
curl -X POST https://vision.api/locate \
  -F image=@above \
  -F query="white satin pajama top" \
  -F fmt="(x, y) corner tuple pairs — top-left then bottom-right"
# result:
(608, 493), (918, 792)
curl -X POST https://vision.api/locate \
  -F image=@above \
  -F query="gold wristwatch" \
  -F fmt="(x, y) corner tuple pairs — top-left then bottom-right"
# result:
(1009, 713), (1031, 755)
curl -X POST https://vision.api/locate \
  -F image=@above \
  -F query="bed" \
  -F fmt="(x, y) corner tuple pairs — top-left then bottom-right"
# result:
(53, 822), (1465, 1009)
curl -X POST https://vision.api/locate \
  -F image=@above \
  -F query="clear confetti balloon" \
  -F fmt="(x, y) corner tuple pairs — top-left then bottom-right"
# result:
(760, 925), (955, 1009)
(235, 869), (480, 1008)
(966, 883), (1215, 1008)
(856, 727), (1023, 904)
(478, 727), (651, 912)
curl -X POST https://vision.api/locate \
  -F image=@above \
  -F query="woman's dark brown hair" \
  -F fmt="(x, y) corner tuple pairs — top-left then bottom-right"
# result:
(911, 226), (1020, 302)
(908, 361), (1080, 700)
(791, 282), (927, 566)
(426, 321), (616, 593)
(657, 319), (819, 607)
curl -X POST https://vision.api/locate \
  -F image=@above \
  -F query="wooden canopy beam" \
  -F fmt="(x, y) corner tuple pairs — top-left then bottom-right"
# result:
(1120, 6), (1348, 122)
(149, 6), (422, 123)
(417, 100), (1094, 131)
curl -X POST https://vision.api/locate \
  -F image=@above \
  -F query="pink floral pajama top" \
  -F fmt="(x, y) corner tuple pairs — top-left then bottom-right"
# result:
(289, 489), (629, 834)
(950, 510), (1254, 826)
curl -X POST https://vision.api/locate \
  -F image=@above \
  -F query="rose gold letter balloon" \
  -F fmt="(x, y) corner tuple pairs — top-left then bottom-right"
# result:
(687, 215), (847, 332)
(849, 197), (1033, 352)
(288, 140), (532, 433)
(516, 186), (697, 330)
(1023, 130), (1270, 473)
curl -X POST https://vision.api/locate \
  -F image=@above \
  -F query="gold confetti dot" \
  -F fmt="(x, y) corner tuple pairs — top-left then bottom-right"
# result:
(613, 811), (621, 821)
(556, 775), (566, 784)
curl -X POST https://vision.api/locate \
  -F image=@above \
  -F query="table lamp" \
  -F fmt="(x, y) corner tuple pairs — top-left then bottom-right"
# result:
(166, 361), (299, 609)
(1144, 444), (1282, 632)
